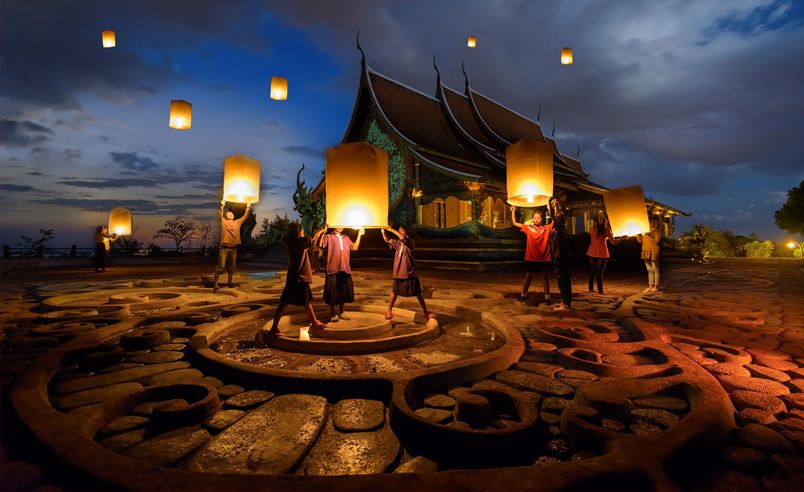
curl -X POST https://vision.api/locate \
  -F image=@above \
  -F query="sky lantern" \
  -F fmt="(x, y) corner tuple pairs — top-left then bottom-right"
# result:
(603, 185), (651, 237)
(108, 207), (131, 235)
(270, 76), (288, 100)
(101, 30), (116, 48)
(223, 154), (261, 204)
(168, 100), (192, 130)
(325, 142), (389, 229)
(506, 138), (553, 207)
(467, 36), (477, 48)
(561, 47), (574, 65)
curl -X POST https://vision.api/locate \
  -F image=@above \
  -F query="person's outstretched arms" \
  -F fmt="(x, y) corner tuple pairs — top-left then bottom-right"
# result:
(353, 228), (365, 251)
(510, 206), (523, 229)
(219, 200), (225, 218)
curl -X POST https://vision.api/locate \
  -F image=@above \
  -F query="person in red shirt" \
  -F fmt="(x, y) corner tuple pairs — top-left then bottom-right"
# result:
(586, 210), (625, 294)
(318, 225), (364, 323)
(511, 205), (554, 304)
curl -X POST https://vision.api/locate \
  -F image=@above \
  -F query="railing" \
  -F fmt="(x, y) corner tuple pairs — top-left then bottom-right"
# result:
(0, 245), (217, 258)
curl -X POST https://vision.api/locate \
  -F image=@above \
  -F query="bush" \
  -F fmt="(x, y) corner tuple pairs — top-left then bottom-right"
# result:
(743, 240), (774, 258)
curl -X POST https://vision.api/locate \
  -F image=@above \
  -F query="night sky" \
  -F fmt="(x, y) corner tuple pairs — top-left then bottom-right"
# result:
(1, 0), (803, 247)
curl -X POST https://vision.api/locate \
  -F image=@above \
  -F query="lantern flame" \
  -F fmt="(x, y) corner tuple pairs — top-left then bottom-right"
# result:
(325, 142), (389, 229)
(467, 36), (477, 48)
(223, 154), (261, 204)
(603, 186), (651, 237)
(169, 100), (192, 130)
(270, 76), (288, 101)
(788, 242), (797, 249)
(506, 139), (554, 207)
(102, 30), (116, 48)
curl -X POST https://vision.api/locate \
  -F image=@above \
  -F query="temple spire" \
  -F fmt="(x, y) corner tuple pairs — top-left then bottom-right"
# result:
(356, 31), (366, 66)
(433, 54), (441, 85)
(551, 120), (556, 137)
(461, 60), (470, 90)
(576, 144), (581, 159)
(537, 103), (541, 122)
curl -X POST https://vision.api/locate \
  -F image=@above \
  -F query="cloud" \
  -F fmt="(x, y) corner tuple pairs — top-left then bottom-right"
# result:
(0, 118), (54, 147)
(57, 177), (159, 188)
(281, 145), (323, 158)
(63, 148), (82, 162)
(110, 151), (159, 172)
(0, 183), (36, 192)
(30, 196), (221, 216)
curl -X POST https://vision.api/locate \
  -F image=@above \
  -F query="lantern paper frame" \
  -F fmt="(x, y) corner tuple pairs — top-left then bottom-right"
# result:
(169, 100), (192, 130)
(223, 154), (261, 204)
(561, 47), (574, 65)
(270, 77), (288, 101)
(102, 30), (116, 48)
(325, 142), (389, 229)
(108, 207), (132, 236)
(467, 36), (477, 48)
(603, 185), (651, 237)
(505, 138), (554, 207)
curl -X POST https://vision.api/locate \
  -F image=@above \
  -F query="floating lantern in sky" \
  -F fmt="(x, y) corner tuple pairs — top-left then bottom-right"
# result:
(561, 47), (574, 65)
(467, 36), (477, 48)
(101, 30), (116, 48)
(325, 142), (389, 229)
(506, 138), (553, 207)
(603, 185), (651, 237)
(223, 154), (261, 204)
(108, 207), (131, 236)
(168, 100), (192, 130)
(270, 76), (288, 100)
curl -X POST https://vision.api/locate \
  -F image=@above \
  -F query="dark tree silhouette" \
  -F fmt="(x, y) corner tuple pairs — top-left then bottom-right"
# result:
(775, 180), (804, 235)
(153, 217), (196, 252)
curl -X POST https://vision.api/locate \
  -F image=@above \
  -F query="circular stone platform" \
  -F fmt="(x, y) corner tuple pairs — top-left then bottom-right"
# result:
(258, 307), (439, 355)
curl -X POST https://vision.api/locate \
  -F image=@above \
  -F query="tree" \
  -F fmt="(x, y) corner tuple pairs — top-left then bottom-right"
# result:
(18, 229), (55, 257)
(153, 217), (196, 252)
(254, 214), (290, 249)
(195, 220), (213, 251)
(775, 180), (804, 235)
(744, 240), (774, 258)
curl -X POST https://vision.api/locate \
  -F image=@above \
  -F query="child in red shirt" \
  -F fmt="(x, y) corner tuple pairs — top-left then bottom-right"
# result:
(511, 205), (554, 304)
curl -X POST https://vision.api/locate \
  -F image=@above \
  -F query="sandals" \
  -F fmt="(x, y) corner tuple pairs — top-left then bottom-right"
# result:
(424, 311), (436, 319)
(310, 321), (327, 330)
(515, 293), (529, 302)
(255, 330), (284, 347)
(384, 311), (393, 320)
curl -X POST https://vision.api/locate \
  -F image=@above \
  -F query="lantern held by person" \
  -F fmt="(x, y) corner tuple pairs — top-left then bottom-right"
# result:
(223, 154), (261, 204)
(561, 47), (573, 65)
(270, 77), (288, 100)
(168, 100), (192, 130)
(603, 185), (651, 237)
(325, 142), (389, 229)
(467, 36), (477, 48)
(108, 208), (131, 236)
(506, 138), (553, 207)
(101, 30), (116, 48)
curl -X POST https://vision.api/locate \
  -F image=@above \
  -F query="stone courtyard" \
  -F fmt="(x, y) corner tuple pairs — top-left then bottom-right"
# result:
(1, 258), (802, 491)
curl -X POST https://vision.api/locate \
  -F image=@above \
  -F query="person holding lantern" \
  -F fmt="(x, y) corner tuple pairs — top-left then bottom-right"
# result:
(549, 197), (573, 310)
(213, 199), (251, 292)
(318, 225), (364, 322)
(586, 210), (625, 294)
(93, 225), (118, 272)
(636, 222), (662, 292)
(511, 205), (554, 304)
(256, 222), (328, 343)
(380, 225), (435, 321)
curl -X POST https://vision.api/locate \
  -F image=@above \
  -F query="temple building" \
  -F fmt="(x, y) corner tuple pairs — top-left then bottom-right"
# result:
(306, 46), (688, 269)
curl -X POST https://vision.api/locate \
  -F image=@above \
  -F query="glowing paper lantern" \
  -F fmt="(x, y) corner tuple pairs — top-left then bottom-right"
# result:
(506, 138), (553, 207)
(467, 36), (477, 48)
(108, 208), (131, 236)
(270, 77), (288, 100)
(561, 47), (574, 65)
(223, 154), (261, 204)
(169, 100), (192, 130)
(101, 30), (116, 48)
(603, 185), (651, 237)
(325, 142), (388, 229)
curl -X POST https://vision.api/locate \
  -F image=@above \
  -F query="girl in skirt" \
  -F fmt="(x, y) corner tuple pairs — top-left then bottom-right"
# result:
(319, 225), (364, 323)
(256, 222), (327, 343)
(381, 225), (434, 320)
